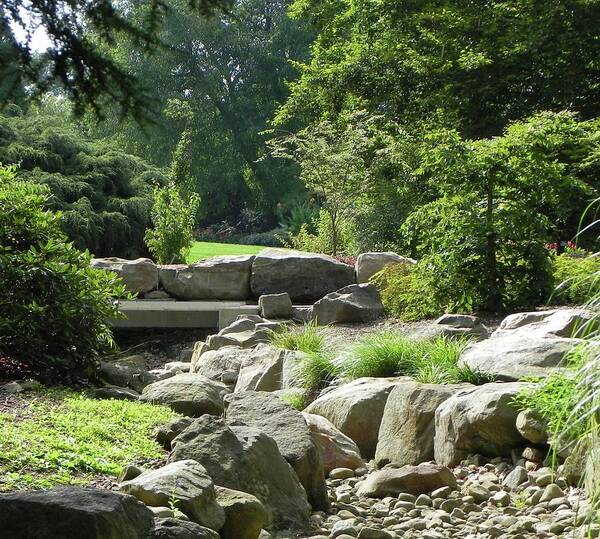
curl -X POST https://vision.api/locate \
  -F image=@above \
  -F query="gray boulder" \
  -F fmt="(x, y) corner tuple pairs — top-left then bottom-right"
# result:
(98, 355), (154, 393)
(151, 518), (219, 539)
(91, 257), (158, 294)
(119, 460), (225, 530)
(493, 308), (595, 339)
(140, 373), (230, 416)
(190, 345), (245, 382)
(159, 255), (254, 300)
(234, 344), (296, 393)
(224, 391), (329, 511)
(250, 249), (355, 302)
(356, 464), (457, 498)
(434, 382), (528, 466)
(169, 416), (311, 530)
(259, 293), (293, 319)
(0, 486), (154, 539)
(459, 335), (577, 381)
(91, 385), (140, 401)
(155, 417), (194, 449)
(355, 252), (416, 284)
(312, 284), (384, 325)
(429, 314), (490, 340)
(215, 486), (267, 539)
(304, 377), (402, 458)
(302, 412), (365, 474)
(375, 381), (467, 468)
(516, 408), (549, 445)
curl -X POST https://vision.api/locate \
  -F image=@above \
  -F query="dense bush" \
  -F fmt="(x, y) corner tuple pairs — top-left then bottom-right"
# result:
(0, 104), (167, 258)
(551, 251), (600, 305)
(0, 165), (125, 381)
(284, 210), (357, 255)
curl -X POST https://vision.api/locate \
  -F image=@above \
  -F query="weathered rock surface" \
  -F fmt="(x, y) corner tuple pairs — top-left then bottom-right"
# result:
(417, 314), (490, 341)
(119, 460), (225, 530)
(516, 408), (549, 445)
(259, 293), (293, 319)
(302, 412), (365, 474)
(215, 486), (267, 539)
(98, 355), (154, 393)
(91, 385), (140, 401)
(190, 345), (245, 382)
(151, 518), (220, 539)
(375, 381), (466, 468)
(493, 308), (595, 339)
(224, 391), (329, 511)
(159, 255), (254, 300)
(234, 344), (289, 392)
(250, 249), (355, 302)
(312, 284), (384, 325)
(155, 417), (194, 449)
(459, 335), (576, 380)
(356, 464), (457, 498)
(355, 251), (416, 284)
(91, 257), (158, 294)
(0, 486), (154, 539)
(434, 383), (527, 466)
(140, 373), (230, 416)
(305, 377), (402, 458)
(169, 415), (311, 530)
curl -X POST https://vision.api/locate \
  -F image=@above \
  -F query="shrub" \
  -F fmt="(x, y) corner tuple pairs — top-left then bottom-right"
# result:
(370, 263), (440, 321)
(239, 228), (287, 247)
(269, 322), (329, 354)
(144, 182), (201, 264)
(0, 165), (126, 381)
(551, 251), (600, 305)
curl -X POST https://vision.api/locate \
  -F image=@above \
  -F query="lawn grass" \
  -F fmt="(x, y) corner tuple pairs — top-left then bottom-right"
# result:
(187, 241), (267, 262)
(0, 387), (178, 491)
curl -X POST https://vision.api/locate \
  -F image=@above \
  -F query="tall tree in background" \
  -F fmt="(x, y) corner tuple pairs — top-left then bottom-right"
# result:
(93, 0), (313, 225)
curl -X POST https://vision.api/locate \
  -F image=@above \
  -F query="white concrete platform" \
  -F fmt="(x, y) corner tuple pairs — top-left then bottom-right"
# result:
(111, 300), (259, 329)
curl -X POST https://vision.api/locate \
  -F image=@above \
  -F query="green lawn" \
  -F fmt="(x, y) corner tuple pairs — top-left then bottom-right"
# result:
(187, 241), (268, 262)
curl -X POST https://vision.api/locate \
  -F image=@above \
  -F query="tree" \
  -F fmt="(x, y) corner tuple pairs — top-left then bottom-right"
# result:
(0, 164), (125, 381)
(0, 0), (230, 118)
(145, 182), (201, 263)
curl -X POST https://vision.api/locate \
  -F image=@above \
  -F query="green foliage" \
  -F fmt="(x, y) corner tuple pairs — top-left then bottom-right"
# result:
(280, 390), (310, 411)
(186, 241), (267, 262)
(551, 252), (600, 305)
(0, 387), (178, 491)
(0, 103), (166, 257)
(145, 183), (201, 264)
(340, 333), (485, 385)
(278, 202), (319, 235)
(269, 322), (329, 354)
(289, 351), (340, 401)
(0, 165), (126, 381)
(370, 263), (440, 321)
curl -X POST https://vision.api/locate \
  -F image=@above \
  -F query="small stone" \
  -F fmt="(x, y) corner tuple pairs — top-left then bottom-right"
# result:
(118, 464), (143, 482)
(357, 527), (393, 539)
(415, 494), (432, 507)
(439, 499), (462, 513)
(534, 470), (555, 487)
(397, 493), (417, 503)
(431, 486), (452, 499)
(466, 485), (491, 503)
(522, 446), (546, 463)
(539, 483), (563, 502)
(149, 506), (175, 518)
(490, 490), (510, 507)
(502, 466), (529, 490)
(331, 519), (358, 538)
(330, 468), (355, 480)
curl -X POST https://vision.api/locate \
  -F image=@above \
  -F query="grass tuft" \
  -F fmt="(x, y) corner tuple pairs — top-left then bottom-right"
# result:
(269, 321), (329, 355)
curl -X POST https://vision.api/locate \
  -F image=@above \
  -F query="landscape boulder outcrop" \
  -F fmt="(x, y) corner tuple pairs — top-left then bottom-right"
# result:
(493, 308), (594, 339)
(169, 415), (311, 530)
(159, 255), (254, 300)
(304, 377), (403, 458)
(250, 249), (355, 302)
(355, 251), (416, 284)
(302, 412), (365, 473)
(119, 460), (225, 530)
(434, 382), (528, 466)
(0, 486), (154, 539)
(233, 344), (289, 392)
(140, 373), (230, 416)
(190, 345), (245, 382)
(312, 283), (384, 325)
(91, 257), (158, 295)
(224, 391), (329, 511)
(215, 486), (267, 539)
(356, 464), (457, 498)
(258, 292), (293, 319)
(375, 381), (467, 468)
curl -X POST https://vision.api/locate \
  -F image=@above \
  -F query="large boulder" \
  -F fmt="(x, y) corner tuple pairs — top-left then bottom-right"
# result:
(312, 284), (384, 325)
(0, 486), (154, 539)
(304, 377), (402, 458)
(375, 381), (467, 468)
(140, 373), (230, 416)
(434, 382), (528, 467)
(415, 314), (490, 341)
(159, 255), (254, 300)
(119, 460), (225, 530)
(302, 412), (365, 473)
(355, 252), (416, 284)
(233, 344), (299, 393)
(356, 464), (457, 498)
(250, 249), (355, 302)
(98, 355), (154, 393)
(215, 486), (267, 539)
(151, 518), (219, 539)
(224, 391), (329, 511)
(169, 416), (311, 530)
(459, 335), (578, 381)
(190, 345), (245, 382)
(258, 293), (293, 319)
(91, 257), (158, 295)
(493, 308), (595, 339)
